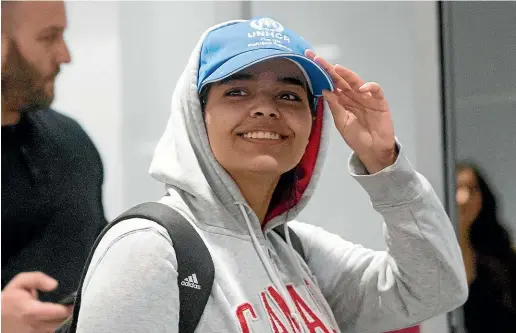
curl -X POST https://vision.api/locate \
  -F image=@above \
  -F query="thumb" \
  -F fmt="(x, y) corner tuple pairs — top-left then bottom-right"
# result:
(323, 90), (349, 130)
(8, 272), (59, 292)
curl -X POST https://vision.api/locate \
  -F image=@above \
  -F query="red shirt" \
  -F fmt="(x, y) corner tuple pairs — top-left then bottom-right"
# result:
(387, 326), (420, 333)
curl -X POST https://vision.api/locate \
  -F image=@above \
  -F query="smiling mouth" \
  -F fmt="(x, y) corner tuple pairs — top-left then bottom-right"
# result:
(237, 131), (288, 140)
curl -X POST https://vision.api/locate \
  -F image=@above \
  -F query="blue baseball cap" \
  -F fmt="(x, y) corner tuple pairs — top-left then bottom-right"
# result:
(197, 17), (334, 96)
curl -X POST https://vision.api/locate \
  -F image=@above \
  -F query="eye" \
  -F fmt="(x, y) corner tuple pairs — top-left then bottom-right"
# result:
(226, 89), (248, 97)
(38, 32), (59, 43)
(279, 92), (302, 102)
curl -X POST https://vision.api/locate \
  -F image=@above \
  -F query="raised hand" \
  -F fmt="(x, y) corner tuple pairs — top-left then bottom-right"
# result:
(306, 50), (397, 174)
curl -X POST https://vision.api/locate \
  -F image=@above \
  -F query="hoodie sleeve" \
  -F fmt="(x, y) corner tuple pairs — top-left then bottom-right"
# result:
(76, 219), (180, 333)
(290, 145), (468, 333)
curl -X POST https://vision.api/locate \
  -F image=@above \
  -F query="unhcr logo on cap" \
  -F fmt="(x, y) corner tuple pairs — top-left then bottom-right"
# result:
(247, 17), (290, 45)
(250, 18), (284, 32)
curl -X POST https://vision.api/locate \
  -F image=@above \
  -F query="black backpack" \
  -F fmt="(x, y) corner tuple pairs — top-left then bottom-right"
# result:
(56, 202), (305, 333)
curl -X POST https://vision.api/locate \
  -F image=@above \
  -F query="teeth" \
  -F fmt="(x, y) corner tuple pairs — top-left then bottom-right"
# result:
(243, 131), (281, 140)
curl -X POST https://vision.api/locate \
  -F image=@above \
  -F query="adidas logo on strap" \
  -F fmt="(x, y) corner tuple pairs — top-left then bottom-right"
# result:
(181, 273), (201, 289)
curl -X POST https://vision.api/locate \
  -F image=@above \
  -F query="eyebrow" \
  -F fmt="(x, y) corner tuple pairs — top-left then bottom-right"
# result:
(219, 73), (307, 91)
(218, 73), (254, 85)
(37, 26), (64, 37)
(279, 77), (306, 89)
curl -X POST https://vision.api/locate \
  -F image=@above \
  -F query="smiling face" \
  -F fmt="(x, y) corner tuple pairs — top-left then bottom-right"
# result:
(203, 58), (314, 181)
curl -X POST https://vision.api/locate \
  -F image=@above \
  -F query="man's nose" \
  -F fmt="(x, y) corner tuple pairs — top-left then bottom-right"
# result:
(56, 38), (72, 65)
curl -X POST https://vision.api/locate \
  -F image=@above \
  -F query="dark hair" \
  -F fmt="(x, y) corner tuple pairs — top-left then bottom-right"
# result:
(199, 85), (211, 109)
(456, 162), (513, 258)
(266, 166), (303, 217)
(458, 163), (516, 326)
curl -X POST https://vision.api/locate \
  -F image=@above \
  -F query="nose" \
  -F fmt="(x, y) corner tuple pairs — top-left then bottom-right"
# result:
(250, 105), (280, 119)
(56, 38), (72, 64)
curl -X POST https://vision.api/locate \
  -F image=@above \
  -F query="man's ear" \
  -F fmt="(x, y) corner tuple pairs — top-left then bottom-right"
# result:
(1, 1), (15, 73)
(2, 33), (10, 72)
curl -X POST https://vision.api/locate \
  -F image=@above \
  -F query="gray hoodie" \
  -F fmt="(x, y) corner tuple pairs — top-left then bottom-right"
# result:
(76, 21), (468, 333)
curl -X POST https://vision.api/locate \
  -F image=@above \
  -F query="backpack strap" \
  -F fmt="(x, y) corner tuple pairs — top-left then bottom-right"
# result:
(66, 202), (214, 333)
(273, 225), (305, 261)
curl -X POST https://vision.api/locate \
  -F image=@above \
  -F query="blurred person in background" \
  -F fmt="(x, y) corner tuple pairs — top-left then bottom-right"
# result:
(456, 163), (516, 332)
(1, 1), (106, 332)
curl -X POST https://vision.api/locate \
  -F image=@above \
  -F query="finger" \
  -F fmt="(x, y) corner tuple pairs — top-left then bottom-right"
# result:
(322, 89), (338, 104)
(335, 88), (368, 108)
(304, 49), (316, 60)
(355, 89), (373, 100)
(37, 319), (70, 333)
(313, 57), (352, 91)
(359, 82), (384, 99)
(312, 54), (332, 72)
(334, 90), (368, 124)
(334, 65), (366, 91)
(322, 90), (350, 122)
(26, 301), (71, 322)
(8, 272), (58, 292)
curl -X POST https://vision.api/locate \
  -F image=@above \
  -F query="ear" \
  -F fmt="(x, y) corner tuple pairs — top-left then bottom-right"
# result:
(1, 33), (10, 72)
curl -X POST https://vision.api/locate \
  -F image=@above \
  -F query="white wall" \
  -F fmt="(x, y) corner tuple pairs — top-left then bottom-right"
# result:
(54, 1), (243, 218)
(449, 1), (516, 241)
(117, 1), (242, 209)
(53, 1), (123, 220)
(53, 2), (451, 332)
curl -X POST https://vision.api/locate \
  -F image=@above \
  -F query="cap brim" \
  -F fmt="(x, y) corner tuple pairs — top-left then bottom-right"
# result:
(199, 49), (334, 96)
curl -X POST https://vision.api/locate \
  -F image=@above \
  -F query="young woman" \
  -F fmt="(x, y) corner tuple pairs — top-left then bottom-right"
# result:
(456, 163), (516, 333)
(76, 18), (467, 333)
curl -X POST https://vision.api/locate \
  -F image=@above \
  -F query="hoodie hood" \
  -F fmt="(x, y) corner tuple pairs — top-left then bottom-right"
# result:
(149, 19), (331, 233)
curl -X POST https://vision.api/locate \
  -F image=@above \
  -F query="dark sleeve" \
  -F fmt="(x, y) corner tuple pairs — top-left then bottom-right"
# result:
(46, 109), (108, 230)
(79, 120), (108, 236)
(37, 110), (108, 300)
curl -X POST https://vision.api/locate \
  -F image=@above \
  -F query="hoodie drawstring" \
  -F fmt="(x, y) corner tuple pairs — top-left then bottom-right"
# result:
(283, 224), (341, 332)
(237, 203), (307, 333)
(283, 223), (309, 282)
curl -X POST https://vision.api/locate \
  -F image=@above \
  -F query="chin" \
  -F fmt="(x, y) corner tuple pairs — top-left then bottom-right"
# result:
(243, 155), (293, 175)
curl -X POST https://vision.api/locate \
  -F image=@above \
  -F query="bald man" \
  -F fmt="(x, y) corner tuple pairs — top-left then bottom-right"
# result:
(1, 2), (106, 332)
